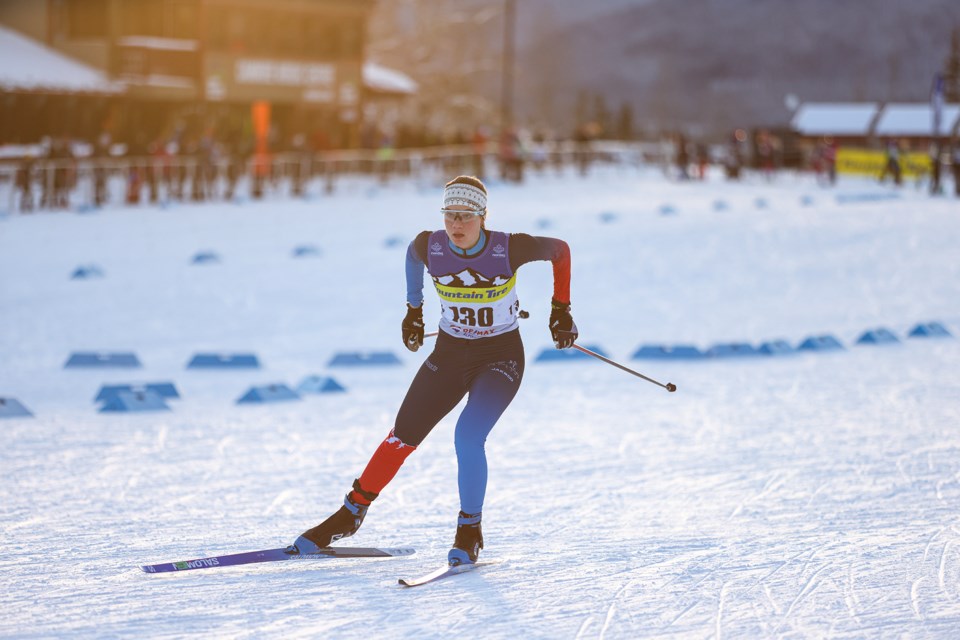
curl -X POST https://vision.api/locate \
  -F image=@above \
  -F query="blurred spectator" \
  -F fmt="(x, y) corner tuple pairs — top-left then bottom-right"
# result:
(290, 132), (307, 196)
(529, 131), (549, 172)
(376, 131), (395, 185)
(45, 137), (75, 209)
(929, 142), (942, 195)
(471, 126), (488, 179)
(813, 137), (837, 187)
(822, 137), (837, 186)
(951, 139), (960, 197)
(15, 154), (35, 212)
(756, 130), (775, 181)
(125, 134), (148, 204)
(574, 123), (598, 176)
(880, 140), (902, 186)
(146, 139), (162, 204)
(222, 138), (241, 201)
(724, 133), (743, 180)
(93, 132), (111, 207)
(188, 138), (205, 202)
(163, 140), (184, 200)
(675, 133), (690, 180)
(498, 128), (524, 183)
(201, 130), (219, 199)
(695, 142), (709, 180)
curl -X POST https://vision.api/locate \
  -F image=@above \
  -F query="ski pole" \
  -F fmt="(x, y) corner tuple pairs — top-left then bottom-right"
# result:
(571, 344), (677, 392)
(421, 333), (676, 392)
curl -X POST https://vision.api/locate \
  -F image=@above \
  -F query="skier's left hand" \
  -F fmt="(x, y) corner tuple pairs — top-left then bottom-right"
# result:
(402, 304), (425, 352)
(549, 299), (578, 349)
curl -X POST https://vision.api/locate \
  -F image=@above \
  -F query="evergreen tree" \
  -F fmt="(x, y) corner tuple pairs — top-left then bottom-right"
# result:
(592, 93), (609, 135)
(617, 102), (634, 140)
(575, 90), (590, 128)
(945, 27), (960, 102)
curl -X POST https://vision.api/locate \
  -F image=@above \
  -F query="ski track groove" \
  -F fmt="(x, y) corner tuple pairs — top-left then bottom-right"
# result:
(574, 615), (594, 640)
(938, 540), (953, 594)
(911, 576), (926, 620)
(716, 580), (731, 640)
(667, 599), (700, 628)
(777, 563), (831, 633)
(598, 578), (637, 639)
(844, 562), (862, 626)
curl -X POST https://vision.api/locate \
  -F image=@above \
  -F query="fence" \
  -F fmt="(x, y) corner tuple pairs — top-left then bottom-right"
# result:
(0, 141), (658, 213)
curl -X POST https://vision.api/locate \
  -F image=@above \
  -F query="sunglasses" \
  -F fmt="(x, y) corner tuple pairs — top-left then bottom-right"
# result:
(442, 208), (485, 223)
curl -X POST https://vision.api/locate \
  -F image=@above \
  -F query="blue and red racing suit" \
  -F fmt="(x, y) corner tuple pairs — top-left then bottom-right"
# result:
(352, 229), (571, 515)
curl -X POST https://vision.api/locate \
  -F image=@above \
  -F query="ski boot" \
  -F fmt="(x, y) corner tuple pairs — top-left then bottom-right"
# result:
(289, 480), (377, 554)
(447, 511), (483, 566)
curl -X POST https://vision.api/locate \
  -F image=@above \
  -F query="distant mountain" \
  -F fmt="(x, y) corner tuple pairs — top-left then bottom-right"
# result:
(518, 0), (960, 133)
(368, 0), (960, 135)
(513, 0), (655, 37)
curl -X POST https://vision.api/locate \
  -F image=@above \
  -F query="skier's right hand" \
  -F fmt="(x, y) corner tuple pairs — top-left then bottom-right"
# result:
(402, 304), (424, 352)
(549, 299), (578, 349)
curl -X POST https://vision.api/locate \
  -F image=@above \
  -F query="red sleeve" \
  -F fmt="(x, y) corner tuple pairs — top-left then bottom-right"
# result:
(509, 234), (571, 304)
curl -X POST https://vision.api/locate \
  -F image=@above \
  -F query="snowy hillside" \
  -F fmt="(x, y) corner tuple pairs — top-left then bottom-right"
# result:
(2, 166), (960, 637)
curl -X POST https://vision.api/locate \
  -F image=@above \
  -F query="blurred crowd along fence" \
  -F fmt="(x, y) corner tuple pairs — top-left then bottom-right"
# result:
(0, 141), (658, 214)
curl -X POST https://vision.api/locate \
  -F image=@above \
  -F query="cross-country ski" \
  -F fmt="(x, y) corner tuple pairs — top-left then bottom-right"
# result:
(141, 546), (415, 574)
(398, 561), (496, 587)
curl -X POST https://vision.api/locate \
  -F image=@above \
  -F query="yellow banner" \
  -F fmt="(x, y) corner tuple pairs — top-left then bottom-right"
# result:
(433, 275), (516, 303)
(836, 148), (932, 179)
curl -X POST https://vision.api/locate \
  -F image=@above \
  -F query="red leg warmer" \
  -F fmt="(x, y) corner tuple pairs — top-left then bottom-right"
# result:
(352, 433), (417, 505)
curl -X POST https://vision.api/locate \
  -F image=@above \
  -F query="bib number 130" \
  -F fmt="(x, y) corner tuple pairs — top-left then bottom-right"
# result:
(450, 306), (494, 327)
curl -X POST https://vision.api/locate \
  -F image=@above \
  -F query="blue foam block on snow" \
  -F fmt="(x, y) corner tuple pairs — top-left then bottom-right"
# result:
(535, 344), (608, 363)
(99, 390), (170, 413)
(706, 343), (761, 358)
(297, 375), (347, 394)
(908, 322), (951, 338)
(758, 340), (796, 355)
(632, 345), (705, 360)
(328, 351), (402, 367)
(535, 218), (553, 229)
(65, 352), (142, 368)
(835, 193), (900, 204)
(191, 251), (220, 264)
(797, 335), (845, 351)
(713, 200), (728, 211)
(0, 397), (32, 418)
(856, 328), (900, 345)
(95, 382), (180, 403)
(187, 353), (260, 369)
(598, 212), (618, 223)
(292, 244), (321, 258)
(383, 236), (405, 248)
(659, 204), (676, 215)
(71, 264), (104, 279)
(236, 384), (300, 404)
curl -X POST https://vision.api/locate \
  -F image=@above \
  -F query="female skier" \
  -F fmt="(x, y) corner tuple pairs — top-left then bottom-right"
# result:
(291, 175), (577, 566)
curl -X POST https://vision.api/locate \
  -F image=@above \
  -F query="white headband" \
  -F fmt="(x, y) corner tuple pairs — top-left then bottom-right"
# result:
(443, 184), (487, 212)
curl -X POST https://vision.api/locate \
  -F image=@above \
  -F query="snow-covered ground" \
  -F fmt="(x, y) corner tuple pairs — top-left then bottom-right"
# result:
(2, 166), (959, 638)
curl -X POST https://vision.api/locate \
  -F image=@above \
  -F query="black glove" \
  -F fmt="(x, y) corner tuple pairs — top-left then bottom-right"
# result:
(549, 299), (578, 349)
(402, 304), (424, 352)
